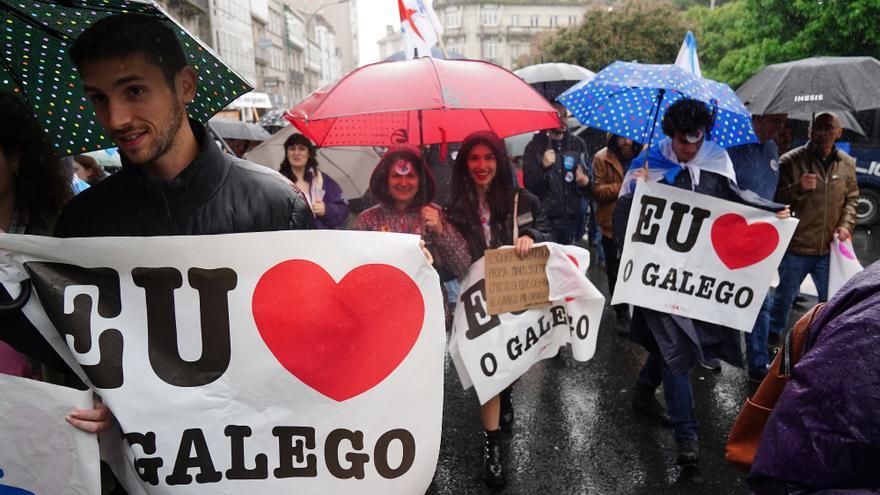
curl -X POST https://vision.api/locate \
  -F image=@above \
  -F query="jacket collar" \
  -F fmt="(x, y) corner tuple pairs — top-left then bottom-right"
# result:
(119, 119), (230, 211)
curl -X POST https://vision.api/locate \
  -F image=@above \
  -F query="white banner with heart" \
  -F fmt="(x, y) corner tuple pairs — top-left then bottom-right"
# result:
(611, 180), (798, 332)
(449, 244), (606, 404)
(0, 231), (445, 495)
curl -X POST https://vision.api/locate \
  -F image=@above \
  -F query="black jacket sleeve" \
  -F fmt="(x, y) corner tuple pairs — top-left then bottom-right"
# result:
(517, 189), (554, 243)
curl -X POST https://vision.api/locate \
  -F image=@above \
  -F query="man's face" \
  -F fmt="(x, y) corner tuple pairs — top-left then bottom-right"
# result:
(670, 130), (703, 163)
(81, 53), (191, 167)
(550, 103), (567, 135)
(809, 114), (843, 150)
(615, 136), (635, 159)
(752, 114), (787, 143)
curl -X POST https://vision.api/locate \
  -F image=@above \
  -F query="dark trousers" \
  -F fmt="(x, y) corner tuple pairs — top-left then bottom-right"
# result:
(635, 351), (698, 441)
(550, 219), (581, 245)
(601, 235), (626, 313)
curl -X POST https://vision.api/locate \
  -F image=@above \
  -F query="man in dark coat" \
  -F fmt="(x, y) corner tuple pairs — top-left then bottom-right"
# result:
(750, 261), (880, 494)
(46, 14), (314, 438)
(522, 102), (591, 244)
(614, 100), (787, 466)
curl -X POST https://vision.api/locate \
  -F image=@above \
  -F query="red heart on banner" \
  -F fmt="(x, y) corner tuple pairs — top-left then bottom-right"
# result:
(710, 213), (779, 269)
(252, 260), (424, 402)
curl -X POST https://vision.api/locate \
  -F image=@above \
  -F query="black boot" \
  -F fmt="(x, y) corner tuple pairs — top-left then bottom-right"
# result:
(676, 438), (700, 465)
(482, 429), (507, 489)
(631, 388), (671, 426)
(500, 387), (514, 430)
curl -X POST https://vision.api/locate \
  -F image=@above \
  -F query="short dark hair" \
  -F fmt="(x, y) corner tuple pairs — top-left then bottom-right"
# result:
(69, 14), (187, 86)
(661, 99), (713, 137)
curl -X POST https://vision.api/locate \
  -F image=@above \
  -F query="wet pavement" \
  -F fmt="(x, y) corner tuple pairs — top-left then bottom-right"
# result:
(427, 228), (878, 494)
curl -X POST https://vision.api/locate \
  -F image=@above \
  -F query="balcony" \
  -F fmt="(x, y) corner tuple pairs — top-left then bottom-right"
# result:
(182, 0), (208, 13)
(289, 70), (304, 86)
(254, 46), (270, 65)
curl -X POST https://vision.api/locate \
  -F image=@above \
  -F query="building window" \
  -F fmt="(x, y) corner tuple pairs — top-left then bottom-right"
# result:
(481, 8), (498, 26)
(530, 15), (539, 27)
(482, 42), (497, 61)
(448, 44), (463, 57)
(510, 44), (520, 59)
(549, 16), (557, 27)
(510, 14), (519, 26)
(569, 15), (579, 25)
(445, 8), (461, 28)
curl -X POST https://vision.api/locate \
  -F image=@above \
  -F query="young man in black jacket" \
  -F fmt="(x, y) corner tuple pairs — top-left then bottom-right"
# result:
(53, 14), (314, 436)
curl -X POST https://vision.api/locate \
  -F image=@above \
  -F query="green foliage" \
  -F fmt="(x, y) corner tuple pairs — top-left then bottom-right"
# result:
(687, 0), (880, 87)
(536, 0), (690, 72)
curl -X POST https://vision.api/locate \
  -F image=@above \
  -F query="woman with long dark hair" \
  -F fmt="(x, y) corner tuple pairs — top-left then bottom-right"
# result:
(0, 91), (73, 378)
(279, 133), (349, 229)
(446, 131), (552, 489)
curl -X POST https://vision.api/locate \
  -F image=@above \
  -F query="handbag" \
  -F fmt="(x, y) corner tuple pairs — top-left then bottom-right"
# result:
(724, 302), (826, 471)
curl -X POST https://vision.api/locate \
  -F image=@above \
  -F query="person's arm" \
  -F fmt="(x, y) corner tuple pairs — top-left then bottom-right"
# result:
(522, 136), (551, 196)
(429, 212), (473, 279)
(836, 165), (860, 237)
(317, 175), (350, 229)
(592, 154), (622, 204)
(774, 153), (810, 206)
(518, 192), (553, 243)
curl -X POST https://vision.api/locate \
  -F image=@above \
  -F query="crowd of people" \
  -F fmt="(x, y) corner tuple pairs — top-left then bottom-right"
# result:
(0, 11), (876, 495)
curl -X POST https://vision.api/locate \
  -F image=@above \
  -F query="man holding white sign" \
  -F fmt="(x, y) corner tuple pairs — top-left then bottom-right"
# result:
(612, 100), (792, 466)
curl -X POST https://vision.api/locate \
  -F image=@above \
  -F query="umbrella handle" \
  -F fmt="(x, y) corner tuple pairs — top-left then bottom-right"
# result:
(645, 88), (666, 146)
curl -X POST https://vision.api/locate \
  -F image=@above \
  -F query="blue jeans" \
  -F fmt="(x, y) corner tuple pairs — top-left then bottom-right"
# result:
(769, 253), (830, 337)
(745, 292), (773, 371)
(635, 351), (698, 441)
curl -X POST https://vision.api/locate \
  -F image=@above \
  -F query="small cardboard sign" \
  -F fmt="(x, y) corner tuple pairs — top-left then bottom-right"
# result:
(485, 246), (550, 315)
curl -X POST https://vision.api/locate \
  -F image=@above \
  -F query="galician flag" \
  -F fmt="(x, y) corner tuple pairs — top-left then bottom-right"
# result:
(398, 0), (443, 59)
(674, 31), (702, 77)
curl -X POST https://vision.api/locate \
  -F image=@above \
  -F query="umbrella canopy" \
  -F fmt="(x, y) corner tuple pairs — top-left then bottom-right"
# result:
(514, 62), (595, 101)
(286, 57), (559, 147)
(558, 61), (756, 148)
(736, 57), (880, 115)
(383, 48), (466, 62)
(244, 126), (380, 202)
(788, 110), (865, 136)
(0, 0), (251, 156)
(208, 118), (271, 141)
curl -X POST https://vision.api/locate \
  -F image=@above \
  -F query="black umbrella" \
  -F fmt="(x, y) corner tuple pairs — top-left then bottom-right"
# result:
(736, 56), (880, 115)
(514, 62), (595, 101)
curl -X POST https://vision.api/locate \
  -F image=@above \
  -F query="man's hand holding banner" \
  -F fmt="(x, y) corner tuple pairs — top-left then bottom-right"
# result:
(449, 244), (606, 405)
(612, 180), (798, 332)
(0, 231), (445, 494)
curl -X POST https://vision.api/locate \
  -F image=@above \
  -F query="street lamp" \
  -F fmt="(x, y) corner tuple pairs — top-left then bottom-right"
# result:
(304, 0), (350, 92)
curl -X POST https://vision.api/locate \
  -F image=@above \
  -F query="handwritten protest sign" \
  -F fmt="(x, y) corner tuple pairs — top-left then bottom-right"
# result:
(484, 246), (550, 315)
(612, 180), (798, 332)
(0, 231), (444, 495)
(450, 244), (605, 404)
(0, 374), (99, 495)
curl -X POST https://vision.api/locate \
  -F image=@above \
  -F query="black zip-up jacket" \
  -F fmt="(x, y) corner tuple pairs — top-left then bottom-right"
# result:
(55, 120), (315, 237)
(522, 130), (590, 223)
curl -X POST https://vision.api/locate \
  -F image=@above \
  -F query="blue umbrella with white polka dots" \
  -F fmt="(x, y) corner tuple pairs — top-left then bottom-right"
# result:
(557, 61), (757, 148)
(0, 0), (251, 157)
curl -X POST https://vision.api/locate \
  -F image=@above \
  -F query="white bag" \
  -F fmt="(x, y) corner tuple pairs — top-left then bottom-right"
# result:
(828, 235), (864, 298)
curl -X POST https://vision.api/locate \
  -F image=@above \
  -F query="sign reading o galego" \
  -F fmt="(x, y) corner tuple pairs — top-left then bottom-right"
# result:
(0, 231), (445, 495)
(450, 244), (606, 404)
(612, 180), (798, 332)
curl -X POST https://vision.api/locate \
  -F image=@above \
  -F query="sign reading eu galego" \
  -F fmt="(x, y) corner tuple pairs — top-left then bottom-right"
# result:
(0, 231), (445, 495)
(449, 244), (605, 404)
(612, 180), (798, 332)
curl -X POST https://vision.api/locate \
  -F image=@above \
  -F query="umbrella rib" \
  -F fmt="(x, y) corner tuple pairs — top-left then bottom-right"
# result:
(0, 3), (70, 41)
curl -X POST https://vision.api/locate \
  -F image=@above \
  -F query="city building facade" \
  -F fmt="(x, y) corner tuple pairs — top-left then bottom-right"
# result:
(435, 0), (591, 69)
